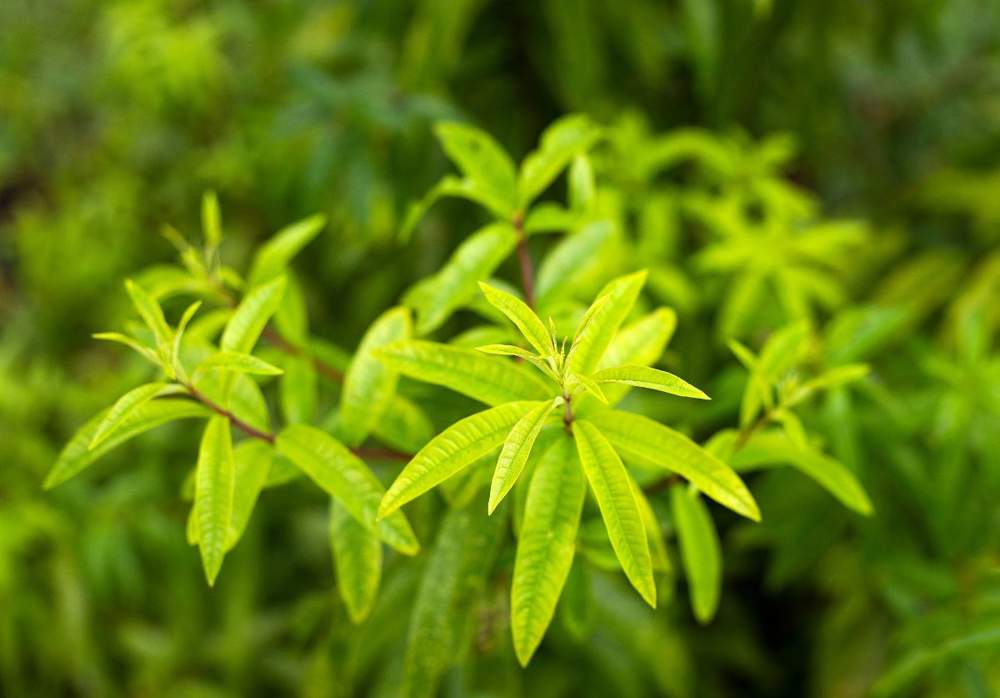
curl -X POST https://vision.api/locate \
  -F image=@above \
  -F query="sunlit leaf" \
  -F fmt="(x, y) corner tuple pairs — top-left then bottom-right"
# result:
(519, 114), (602, 205)
(478, 282), (554, 356)
(489, 398), (560, 513)
(573, 419), (656, 607)
(89, 382), (170, 450)
(331, 499), (382, 624)
(511, 434), (586, 665)
(568, 271), (647, 376)
(195, 417), (235, 586)
(221, 275), (287, 353)
(195, 350), (283, 376)
(247, 214), (326, 288)
(592, 365), (709, 400)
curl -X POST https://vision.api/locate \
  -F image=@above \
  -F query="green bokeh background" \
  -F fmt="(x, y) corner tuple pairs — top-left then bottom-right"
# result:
(1, 1), (998, 696)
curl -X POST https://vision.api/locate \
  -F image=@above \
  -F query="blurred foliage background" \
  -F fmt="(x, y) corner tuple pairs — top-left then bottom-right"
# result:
(1, 0), (998, 696)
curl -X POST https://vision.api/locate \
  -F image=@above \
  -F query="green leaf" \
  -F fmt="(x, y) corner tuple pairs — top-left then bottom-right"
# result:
(280, 355), (317, 425)
(573, 420), (656, 607)
(45, 400), (212, 489)
(371, 395), (434, 453)
(171, 300), (203, 379)
(195, 417), (236, 586)
(247, 214), (326, 288)
(401, 176), (515, 240)
(227, 440), (272, 550)
(221, 275), (287, 353)
(730, 431), (873, 515)
(275, 425), (419, 555)
(475, 343), (538, 360)
(511, 434), (586, 665)
(535, 220), (614, 301)
(596, 409), (760, 521)
(758, 321), (811, 379)
(598, 308), (677, 371)
(433, 122), (518, 216)
(379, 402), (539, 519)
(519, 114), (602, 205)
(195, 350), (283, 376)
(339, 306), (411, 447)
(89, 382), (170, 450)
(671, 486), (722, 623)
(401, 495), (506, 698)
(404, 223), (519, 335)
(568, 154), (596, 212)
(592, 365), (709, 400)
(376, 340), (553, 406)
(124, 279), (172, 352)
(330, 499), (382, 624)
(523, 202), (577, 234)
(478, 282), (554, 357)
(92, 332), (161, 367)
(570, 372), (609, 404)
(201, 190), (222, 249)
(568, 271), (647, 376)
(489, 398), (561, 514)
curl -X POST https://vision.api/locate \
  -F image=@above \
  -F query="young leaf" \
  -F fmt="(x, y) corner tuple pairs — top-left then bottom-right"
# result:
(376, 340), (553, 406)
(568, 271), (647, 376)
(275, 425), (419, 555)
(511, 435), (587, 665)
(592, 365), (709, 400)
(570, 372), (610, 404)
(247, 214), (327, 288)
(433, 122), (518, 216)
(221, 275), (287, 353)
(339, 306), (411, 447)
(330, 499), (382, 624)
(573, 419), (656, 607)
(379, 401), (539, 519)
(89, 382), (169, 450)
(596, 410), (760, 521)
(404, 223), (519, 335)
(671, 486), (722, 624)
(92, 332), (161, 367)
(124, 279), (172, 351)
(171, 300), (203, 379)
(489, 398), (560, 513)
(598, 308), (678, 371)
(519, 115), (602, 205)
(475, 343), (538, 360)
(478, 282), (554, 357)
(195, 351), (283, 376)
(730, 430), (873, 515)
(45, 400), (212, 489)
(195, 417), (236, 586)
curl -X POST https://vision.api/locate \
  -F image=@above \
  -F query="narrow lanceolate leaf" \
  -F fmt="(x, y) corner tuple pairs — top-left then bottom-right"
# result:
(196, 417), (236, 586)
(402, 496), (506, 698)
(195, 350), (283, 376)
(489, 398), (560, 514)
(433, 122), (518, 215)
(371, 395), (434, 454)
(568, 271), (647, 376)
(45, 400), (212, 489)
(518, 114), (602, 205)
(92, 332), (161, 367)
(247, 214), (327, 288)
(227, 439), (272, 550)
(671, 486), (722, 624)
(731, 431), (873, 515)
(404, 223), (519, 335)
(280, 355), (317, 425)
(330, 499), (382, 624)
(511, 435), (586, 665)
(221, 275), (287, 353)
(377, 340), (553, 406)
(171, 300), (203, 379)
(478, 282), (554, 357)
(339, 306), (411, 447)
(573, 420), (656, 607)
(89, 383), (169, 450)
(593, 365), (709, 400)
(598, 410), (761, 522)
(275, 425), (419, 555)
(379, 402), (539, 519)
(124, 279), (172, 350)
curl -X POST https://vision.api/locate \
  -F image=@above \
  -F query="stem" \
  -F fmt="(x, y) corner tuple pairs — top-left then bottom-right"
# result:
(260, 326), (343, 383)
(562, 393), (574, 432)
(513, 211), (535, 308)
(183, 383), (275, 444)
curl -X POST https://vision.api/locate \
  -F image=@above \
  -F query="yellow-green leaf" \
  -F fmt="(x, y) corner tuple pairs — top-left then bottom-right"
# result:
(330, 499), (382, 624)
(196, 417), (236, 586)
(339, 306), (411, 447)
(275, 424), (419, 555)
(592, 365), (709, 400)
(572, 419), (656, 607)
(195, 350), (283, 376)
(478, 282), (554, 357)
(379, 402), (539, 519)
(221, 275), (287, 353)
(511, 435), (586, 665)
(598, 409), (760, 521)
(489, 398), (560, 514)
(671, 486), (721, 623)
(568, 271), (647, 376)
(89, 382), (169, 450)
(247, 214), (326, 288)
